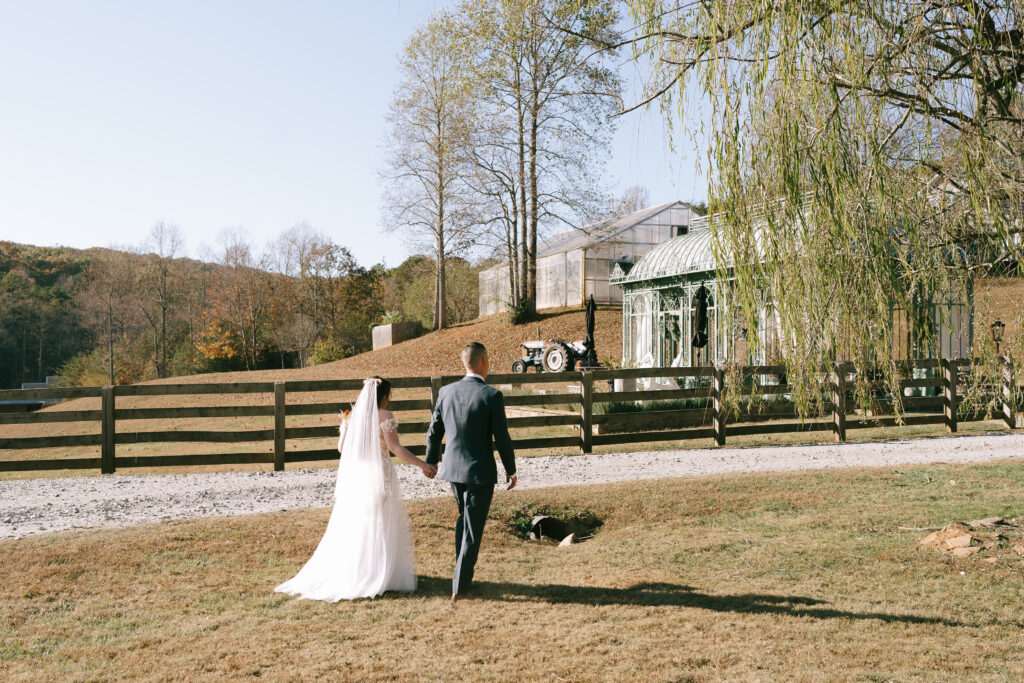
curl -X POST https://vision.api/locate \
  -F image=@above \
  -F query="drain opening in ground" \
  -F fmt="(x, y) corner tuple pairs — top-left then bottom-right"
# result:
(504, 506), (603, 546)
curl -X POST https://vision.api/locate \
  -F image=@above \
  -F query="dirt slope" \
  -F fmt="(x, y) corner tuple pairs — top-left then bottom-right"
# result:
(139, 305), (622, 385)
(975, 277), (1024, 356)
(317, 305), (622, 379)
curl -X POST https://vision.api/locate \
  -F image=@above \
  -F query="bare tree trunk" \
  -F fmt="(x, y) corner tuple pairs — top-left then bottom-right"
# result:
(37, 315), (44, 380)
(511, 189), (520, 306)
(506, 218), (517, 307)
(517, 88), (528, 307)
(160, 304), (167, 378)
(526, 96), (539, 316)
(248, 321), (257, 370)
(434, 134), (448, 331)
(187, 299), (194, 368)
(108, 306), (114, 384)
(435, 203), (447, 331)
(436, 250), (447, 330)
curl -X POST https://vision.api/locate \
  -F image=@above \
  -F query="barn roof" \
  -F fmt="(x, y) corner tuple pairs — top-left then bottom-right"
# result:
(536, 200), (690, 258)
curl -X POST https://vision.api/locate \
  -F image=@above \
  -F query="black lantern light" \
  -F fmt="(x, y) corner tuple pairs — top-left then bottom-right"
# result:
(990, 320), (1005, 355)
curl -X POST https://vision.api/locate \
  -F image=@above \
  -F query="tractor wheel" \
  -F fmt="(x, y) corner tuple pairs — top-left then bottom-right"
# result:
(542, 343), (570, 373)
(511, 359), (526, 374)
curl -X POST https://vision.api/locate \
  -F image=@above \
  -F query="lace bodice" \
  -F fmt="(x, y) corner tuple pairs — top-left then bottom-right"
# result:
(379, 416), (398, 458)
(337, 414), (399, 460)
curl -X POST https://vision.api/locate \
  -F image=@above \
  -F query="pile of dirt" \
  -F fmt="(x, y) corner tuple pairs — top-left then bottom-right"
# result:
(918, 517), (1024, 561)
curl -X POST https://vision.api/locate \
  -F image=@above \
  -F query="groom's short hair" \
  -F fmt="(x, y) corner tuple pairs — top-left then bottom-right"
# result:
(462, 342), (487, 369)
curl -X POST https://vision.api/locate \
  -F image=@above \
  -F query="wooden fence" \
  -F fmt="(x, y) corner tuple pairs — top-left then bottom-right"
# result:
(0, 359), (1019, 474)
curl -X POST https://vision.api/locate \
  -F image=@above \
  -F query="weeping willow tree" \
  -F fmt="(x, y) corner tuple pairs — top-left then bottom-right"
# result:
(624, 0), (1024, 413)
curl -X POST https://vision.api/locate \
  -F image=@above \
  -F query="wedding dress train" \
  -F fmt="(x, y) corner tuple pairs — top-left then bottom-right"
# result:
(274, 379), (416, 601)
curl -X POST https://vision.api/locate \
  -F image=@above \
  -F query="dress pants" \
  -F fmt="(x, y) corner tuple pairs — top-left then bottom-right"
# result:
(450, 482), (494, 595)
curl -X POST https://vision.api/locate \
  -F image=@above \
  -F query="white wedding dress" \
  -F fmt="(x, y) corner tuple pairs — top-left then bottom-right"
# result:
(275, 379), (417, 601)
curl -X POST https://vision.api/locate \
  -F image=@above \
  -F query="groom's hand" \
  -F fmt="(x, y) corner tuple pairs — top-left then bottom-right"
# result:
(506, 473), (517, 491)
(423, 464), (438, 479)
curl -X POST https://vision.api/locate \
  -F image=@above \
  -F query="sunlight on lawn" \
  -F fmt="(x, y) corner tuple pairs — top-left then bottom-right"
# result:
(2, 461), (1023, 680)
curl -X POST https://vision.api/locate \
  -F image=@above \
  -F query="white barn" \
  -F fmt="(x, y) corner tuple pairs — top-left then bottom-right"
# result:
(478, 201), (699, 316)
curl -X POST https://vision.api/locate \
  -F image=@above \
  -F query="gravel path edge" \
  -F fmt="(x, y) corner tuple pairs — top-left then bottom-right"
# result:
(2, 431), (1022, 540)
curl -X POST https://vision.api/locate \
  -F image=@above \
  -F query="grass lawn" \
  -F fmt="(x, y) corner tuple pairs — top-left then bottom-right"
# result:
(2, 461), (1024, 680)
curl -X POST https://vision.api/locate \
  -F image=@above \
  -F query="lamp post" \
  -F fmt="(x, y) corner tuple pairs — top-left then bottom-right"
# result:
(990, 320), (1005, 356)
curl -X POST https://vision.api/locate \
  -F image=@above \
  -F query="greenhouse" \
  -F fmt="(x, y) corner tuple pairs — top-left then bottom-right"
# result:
(478, 201), (699, 316)
(610, 214), (974, 369)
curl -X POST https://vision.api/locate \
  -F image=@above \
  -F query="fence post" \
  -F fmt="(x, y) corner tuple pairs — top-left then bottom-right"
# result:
(1001, 356), (1017, 430)
(942, 358), (958, 434)
(580, 371), (593, 454)
(101, 385), (115, 474)
(273, 382), (286, 472)
(832, 362), (847, 443)
(713, 367), (726, 446)
(429, 377), (443, 412)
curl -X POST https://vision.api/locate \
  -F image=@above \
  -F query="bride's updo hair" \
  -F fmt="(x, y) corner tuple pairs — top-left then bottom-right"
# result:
(373, 376), (392, 408)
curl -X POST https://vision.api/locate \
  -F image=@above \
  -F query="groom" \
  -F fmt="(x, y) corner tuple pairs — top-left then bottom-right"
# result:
(426, 341), (517, 602)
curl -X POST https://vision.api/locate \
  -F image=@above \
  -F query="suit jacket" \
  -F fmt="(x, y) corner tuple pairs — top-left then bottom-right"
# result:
(425, 376), (516, 485)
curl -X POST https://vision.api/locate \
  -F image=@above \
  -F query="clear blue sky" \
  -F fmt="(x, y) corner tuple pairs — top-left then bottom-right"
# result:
(0, 0), (707, 268)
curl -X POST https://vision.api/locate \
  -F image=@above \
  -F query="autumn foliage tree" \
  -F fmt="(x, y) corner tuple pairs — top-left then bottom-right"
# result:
(197, 229), (283, 371)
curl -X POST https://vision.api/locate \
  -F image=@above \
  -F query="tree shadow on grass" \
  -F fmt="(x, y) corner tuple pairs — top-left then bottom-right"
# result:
(413, 576), (965, 627)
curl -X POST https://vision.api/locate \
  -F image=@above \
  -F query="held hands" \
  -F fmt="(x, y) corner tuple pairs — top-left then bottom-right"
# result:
(420, 462), (438, 479)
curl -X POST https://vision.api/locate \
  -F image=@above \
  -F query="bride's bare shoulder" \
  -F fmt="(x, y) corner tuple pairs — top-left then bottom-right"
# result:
(378, 409), (399, 431)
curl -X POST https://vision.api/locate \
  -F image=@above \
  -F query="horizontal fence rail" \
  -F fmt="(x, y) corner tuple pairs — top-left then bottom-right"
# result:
(0, 358), (1020, 474)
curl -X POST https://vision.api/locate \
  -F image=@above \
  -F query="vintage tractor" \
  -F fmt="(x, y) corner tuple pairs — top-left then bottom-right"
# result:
(510, 342), (545, 373)
(509, 295), (601, 374)
(510, 339), (596, 373)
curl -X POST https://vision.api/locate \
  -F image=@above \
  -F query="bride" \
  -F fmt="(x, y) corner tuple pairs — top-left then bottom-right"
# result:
(275, 377), (436, 601)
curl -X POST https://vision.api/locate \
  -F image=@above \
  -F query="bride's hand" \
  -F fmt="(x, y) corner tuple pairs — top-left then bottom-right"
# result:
(420, 462), (437, 479)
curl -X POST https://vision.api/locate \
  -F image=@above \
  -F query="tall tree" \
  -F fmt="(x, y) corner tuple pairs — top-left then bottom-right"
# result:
(272, 224), (368, 365)
(382, 10), (480, 331)
(376, 255), (481, 329)
(469, 0), (622, 315)
(205, 229), (281, 370)
(625, 0), (1024, 404)
(137, 222), (184, 378)
(467, 112), (525, 306)
(78, 248), (136, 384)
(179, 257), (211, 372)
(610, 185), (650, 217)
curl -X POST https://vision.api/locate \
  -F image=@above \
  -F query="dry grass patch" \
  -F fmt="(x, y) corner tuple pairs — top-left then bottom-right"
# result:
(3, 462), (1024, 680)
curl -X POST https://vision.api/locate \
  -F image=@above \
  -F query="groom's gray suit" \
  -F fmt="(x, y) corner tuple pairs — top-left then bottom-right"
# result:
(426, 375), (516, 595)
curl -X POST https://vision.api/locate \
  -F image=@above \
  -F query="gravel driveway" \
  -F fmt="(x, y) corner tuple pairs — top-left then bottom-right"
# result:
(2, 432), (1022, 540)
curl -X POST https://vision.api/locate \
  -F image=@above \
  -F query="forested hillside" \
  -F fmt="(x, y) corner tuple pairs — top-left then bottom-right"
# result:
(0, 242), (91, 390)
(0, 230), (481, 390)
